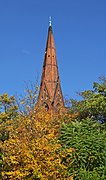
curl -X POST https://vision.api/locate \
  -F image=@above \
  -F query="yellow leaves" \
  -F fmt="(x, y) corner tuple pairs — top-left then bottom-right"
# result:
(9, 156), (18, 164)
(2, 111), (73, 179)
(66, 177), (74, 180)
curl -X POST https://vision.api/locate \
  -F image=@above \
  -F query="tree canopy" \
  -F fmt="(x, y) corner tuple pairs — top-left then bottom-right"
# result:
(0, 77), (106, 179)
(60, 77), (106, 179)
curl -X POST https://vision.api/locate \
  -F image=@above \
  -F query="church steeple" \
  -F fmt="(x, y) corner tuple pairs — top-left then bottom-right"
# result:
(37, 21), (64, 111)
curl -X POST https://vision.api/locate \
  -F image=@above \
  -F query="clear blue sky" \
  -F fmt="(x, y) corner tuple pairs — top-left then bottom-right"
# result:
(0, 0), (106, 100)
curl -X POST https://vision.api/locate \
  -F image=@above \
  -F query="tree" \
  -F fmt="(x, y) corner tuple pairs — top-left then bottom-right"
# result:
(0, 93), (18, 179)
(0, 93), (18, 142)
(69, 77), (106, 122)
(0, 93), (18, 121)
(16, 81), (39, 115)
(60, 77), (106, 179)
(2, 110), (73, 180)
(60, 118), (106, 180)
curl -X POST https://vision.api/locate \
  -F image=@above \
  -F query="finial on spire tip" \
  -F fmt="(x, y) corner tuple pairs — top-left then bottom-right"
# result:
(49, 16), (52, 27)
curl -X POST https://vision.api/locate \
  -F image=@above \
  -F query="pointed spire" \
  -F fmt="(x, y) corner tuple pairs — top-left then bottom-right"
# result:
(46, 19), (55, 50)
(37, 21), (64, 112)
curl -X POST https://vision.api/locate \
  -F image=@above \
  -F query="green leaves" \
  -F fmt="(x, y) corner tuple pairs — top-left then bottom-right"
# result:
(0, 93), (18, 121)
(60, 77), (106, 179)
(69, 77), (106, 122)
(0, 94), (19, 143)
(60, 118), (106, 179)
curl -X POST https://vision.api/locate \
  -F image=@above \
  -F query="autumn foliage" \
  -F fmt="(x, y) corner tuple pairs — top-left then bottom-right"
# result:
(1, 109), (73, 180)
(1, 77), (106, 180)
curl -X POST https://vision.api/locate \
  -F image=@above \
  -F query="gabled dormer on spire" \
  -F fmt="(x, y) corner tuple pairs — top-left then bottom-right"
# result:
(37, 21), (64, 111)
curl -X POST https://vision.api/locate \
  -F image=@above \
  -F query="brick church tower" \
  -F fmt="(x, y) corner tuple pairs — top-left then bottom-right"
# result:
(37, 20), (64, 111)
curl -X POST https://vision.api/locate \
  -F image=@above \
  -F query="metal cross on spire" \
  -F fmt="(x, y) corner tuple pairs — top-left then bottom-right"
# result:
(49, 16), (52, 26)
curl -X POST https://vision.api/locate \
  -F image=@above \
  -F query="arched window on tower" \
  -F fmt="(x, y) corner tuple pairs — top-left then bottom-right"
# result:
(51, 101), (54, 107)
(56, 103), (61, 111)
(43, 102), (49, 111)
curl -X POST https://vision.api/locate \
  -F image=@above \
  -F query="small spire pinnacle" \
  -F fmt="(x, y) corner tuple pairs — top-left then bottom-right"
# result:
(49, 16), (52, 27)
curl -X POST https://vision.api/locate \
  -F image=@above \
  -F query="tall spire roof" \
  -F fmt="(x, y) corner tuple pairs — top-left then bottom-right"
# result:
(37, 22), (64, 111)
(46, 25), (55, 51)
